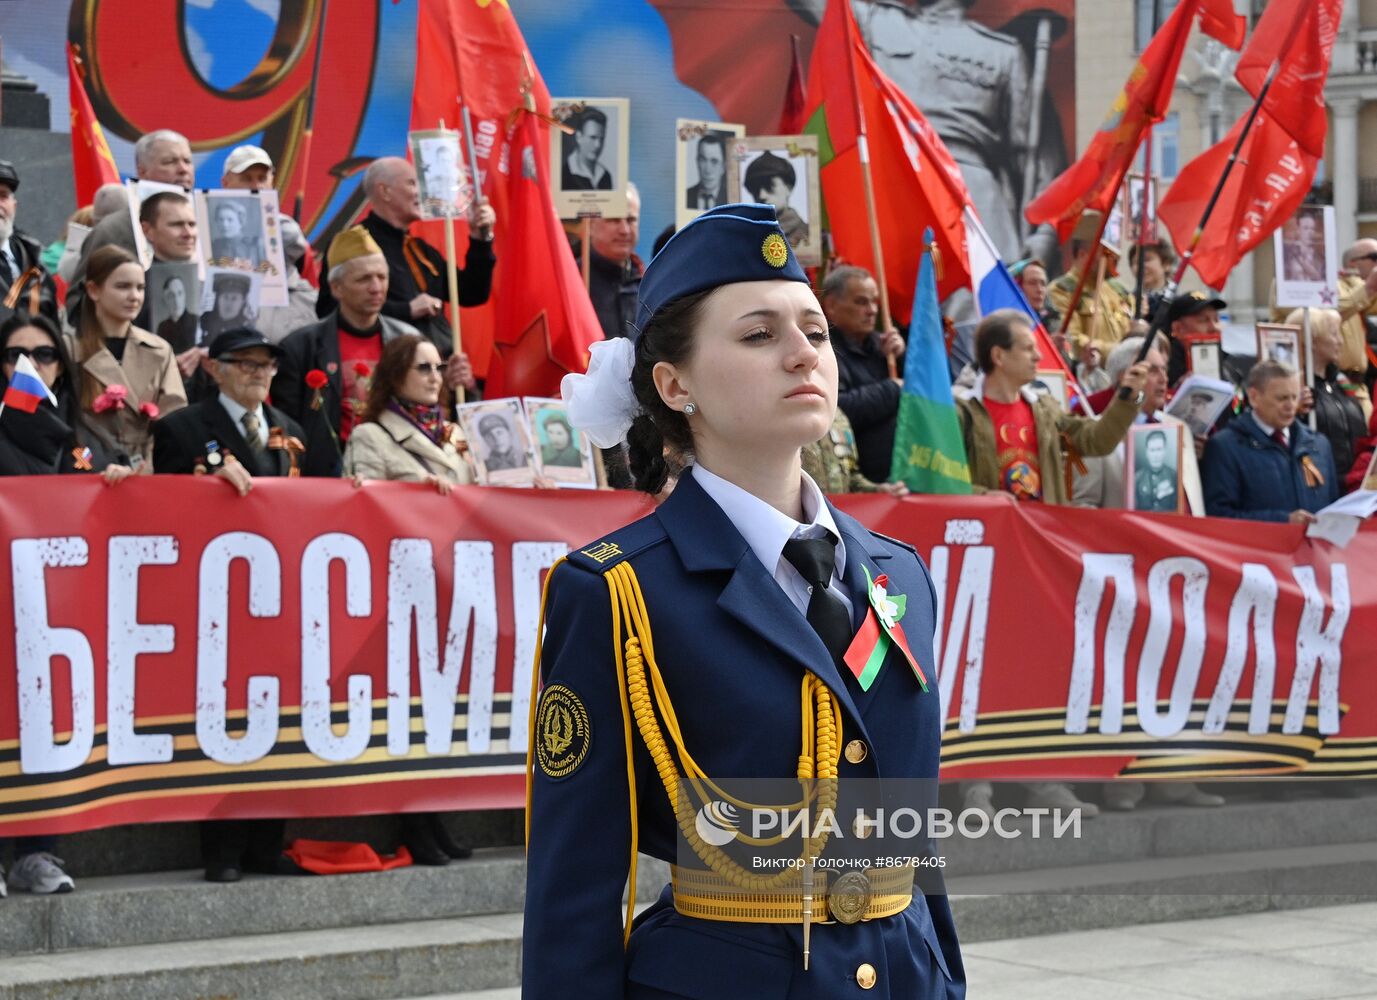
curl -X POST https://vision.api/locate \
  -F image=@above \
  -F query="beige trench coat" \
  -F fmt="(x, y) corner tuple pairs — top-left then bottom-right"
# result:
(66, 327), (187, 467)
(343, 408), (475, 485)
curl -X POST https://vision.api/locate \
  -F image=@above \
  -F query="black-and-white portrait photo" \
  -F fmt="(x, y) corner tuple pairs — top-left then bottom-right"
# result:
(1188, 341), (1222, 381)
(551, 98), (630, 219)
(562, 106), (612, 192)
(457, 398), (537, 486)
(674, 119), (744, 230)
(726, 134), (821, 265)
(411, 131), (472, 220)
(1257, 324), (1304, 382)
(206, 193), (264, 266)
(199, 267), (262, 343)
(147, 260), (200, 354)
(1128, 424), (1181, 514)
(1033, 371), (1067, 409)
(1166, 376), (1234, 439)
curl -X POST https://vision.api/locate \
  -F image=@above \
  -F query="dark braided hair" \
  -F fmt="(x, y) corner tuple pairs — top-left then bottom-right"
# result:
(626, 289), (714, 494)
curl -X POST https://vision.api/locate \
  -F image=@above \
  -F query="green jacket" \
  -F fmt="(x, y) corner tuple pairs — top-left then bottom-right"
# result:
(955, 377), (1141, 505)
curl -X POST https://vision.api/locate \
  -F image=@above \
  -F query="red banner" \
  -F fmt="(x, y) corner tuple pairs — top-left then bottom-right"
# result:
(1, 480), (1372, 836)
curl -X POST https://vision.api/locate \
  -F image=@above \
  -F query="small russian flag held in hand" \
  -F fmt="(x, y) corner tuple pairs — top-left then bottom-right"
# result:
(2, 354), (59, 414)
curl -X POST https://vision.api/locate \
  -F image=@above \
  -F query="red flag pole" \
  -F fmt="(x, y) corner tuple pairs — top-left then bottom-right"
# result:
(840, 2), (896, 377)
(1133, 60), (1282, 367)
(1133, 128), (1154, 320)
(293, 0), (330, 222)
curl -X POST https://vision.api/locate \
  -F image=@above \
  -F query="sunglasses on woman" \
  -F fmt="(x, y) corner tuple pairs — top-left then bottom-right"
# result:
(3, 345), (61, 366)
(414, 362), (449, 375)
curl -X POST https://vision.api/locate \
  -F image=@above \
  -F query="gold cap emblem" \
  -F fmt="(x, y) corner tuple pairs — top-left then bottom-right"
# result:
(762, 232), (790, 268)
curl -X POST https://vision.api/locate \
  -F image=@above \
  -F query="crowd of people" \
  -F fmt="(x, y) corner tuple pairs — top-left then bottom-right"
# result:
(0, 126), (1373, 895)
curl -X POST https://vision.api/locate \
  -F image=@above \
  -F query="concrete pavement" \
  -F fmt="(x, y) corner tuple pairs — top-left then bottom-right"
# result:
(964, 902), (1377, 999)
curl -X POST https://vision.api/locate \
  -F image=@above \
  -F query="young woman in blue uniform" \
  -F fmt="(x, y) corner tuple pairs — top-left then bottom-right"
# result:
(524, 204), (964, 998)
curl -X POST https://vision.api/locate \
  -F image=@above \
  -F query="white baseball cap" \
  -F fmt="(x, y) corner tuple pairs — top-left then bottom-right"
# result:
(224, 144), (274, 176)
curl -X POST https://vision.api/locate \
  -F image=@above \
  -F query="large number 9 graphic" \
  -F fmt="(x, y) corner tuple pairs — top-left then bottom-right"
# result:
(70, 0), (379, 239)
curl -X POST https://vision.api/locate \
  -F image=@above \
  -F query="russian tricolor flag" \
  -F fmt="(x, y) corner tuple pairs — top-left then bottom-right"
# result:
(964, 208), (1089, 413)
(2, 353), (59, 414)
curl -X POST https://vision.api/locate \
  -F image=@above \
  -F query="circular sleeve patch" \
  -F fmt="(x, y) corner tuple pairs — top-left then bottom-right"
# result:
(535, 684), (591, 780)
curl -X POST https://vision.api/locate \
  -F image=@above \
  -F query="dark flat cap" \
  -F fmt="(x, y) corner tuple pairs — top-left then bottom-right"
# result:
(208, 327), (283, 359)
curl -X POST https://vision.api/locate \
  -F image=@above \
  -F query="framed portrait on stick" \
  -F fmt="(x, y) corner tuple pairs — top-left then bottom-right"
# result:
(1125, 422), (1184, 514)
(1257, 323), (1306, 383)
(1273, 204), (1338, 309)
(1033, 370), (1067, 410)
(674, 119), (745, 230)
(1121, 173), (1157, 249)
(409, 128), (474, 221)
(194, 189), (289, 307)
(550, 98), (630, 219)
(457, 398), (537, 487)
(199, 267), (263, 344)
(1183, 334), (1222, 381)
(524, 397), (596, 489)
(146, 261), (201, 353)
(727, 134), (822, 266)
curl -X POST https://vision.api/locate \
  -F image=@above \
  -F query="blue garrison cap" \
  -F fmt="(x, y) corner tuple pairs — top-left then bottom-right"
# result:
(633, 203), (809, 337)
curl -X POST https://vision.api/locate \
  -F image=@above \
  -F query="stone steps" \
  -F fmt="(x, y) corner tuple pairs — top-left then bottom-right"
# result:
(0, 915), (522, 1000)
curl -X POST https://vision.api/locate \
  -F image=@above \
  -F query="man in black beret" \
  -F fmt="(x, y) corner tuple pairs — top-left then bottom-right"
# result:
(0, 160), (59, 324)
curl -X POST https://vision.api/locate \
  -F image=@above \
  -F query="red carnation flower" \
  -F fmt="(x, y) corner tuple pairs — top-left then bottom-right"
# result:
(305, 369), (329, 390)
(352, 362), (372, 377)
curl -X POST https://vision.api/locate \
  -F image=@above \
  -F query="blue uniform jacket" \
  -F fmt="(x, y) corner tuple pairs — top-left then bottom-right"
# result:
(524, 468), (965, 999)
(1202, 412), (1338, 523)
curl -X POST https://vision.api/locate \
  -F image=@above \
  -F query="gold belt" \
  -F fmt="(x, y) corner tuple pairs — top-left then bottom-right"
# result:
(671, 863), (914, 925)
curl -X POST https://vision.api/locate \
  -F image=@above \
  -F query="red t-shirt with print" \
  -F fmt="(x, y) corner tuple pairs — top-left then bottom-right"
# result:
(983, 395), (1043, 501)
(338, 327), (383, 442)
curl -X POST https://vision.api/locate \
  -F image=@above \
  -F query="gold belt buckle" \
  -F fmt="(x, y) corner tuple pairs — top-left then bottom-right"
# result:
(827, 870), (872, 925)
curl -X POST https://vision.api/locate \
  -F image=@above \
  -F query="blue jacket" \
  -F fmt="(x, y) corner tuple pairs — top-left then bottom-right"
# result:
(524, 468), (964, 999)
(1202, 412), (1337, 522)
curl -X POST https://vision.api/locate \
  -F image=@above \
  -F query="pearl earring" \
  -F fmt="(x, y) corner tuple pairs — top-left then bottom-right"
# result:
(684, 402), (698, 416)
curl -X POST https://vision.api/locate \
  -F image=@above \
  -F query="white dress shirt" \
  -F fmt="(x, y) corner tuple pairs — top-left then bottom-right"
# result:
(693, 463), (855, 622)
(1251, 410), (1289, 447)
(218, 393), (269, 449)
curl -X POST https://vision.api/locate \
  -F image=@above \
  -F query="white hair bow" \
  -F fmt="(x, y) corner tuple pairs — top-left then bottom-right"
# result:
(561, 337), (639, 449)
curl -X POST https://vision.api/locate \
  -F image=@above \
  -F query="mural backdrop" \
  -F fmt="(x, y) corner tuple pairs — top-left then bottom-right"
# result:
(4, 0), (1074, 263)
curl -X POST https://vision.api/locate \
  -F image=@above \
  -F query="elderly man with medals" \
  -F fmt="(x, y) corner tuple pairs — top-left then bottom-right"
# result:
(523, 204), (964, 998)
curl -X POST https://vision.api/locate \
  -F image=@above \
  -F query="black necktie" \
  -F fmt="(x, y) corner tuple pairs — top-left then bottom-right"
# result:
(782, 535), (852, 667)
(0, 250), (13, 287)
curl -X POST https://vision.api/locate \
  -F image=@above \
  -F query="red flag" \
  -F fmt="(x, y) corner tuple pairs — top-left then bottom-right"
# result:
(778, 34), (808, 134)
(67, 44), (120, 206)
(1198, 0), (1246, 51)
(803, 0), (973, 315)
(1235, 0), (1340, 157)
(411, 0), (601, 392)
(1024, 0), (1207, 241)
(1157, 0), (1341, 289)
